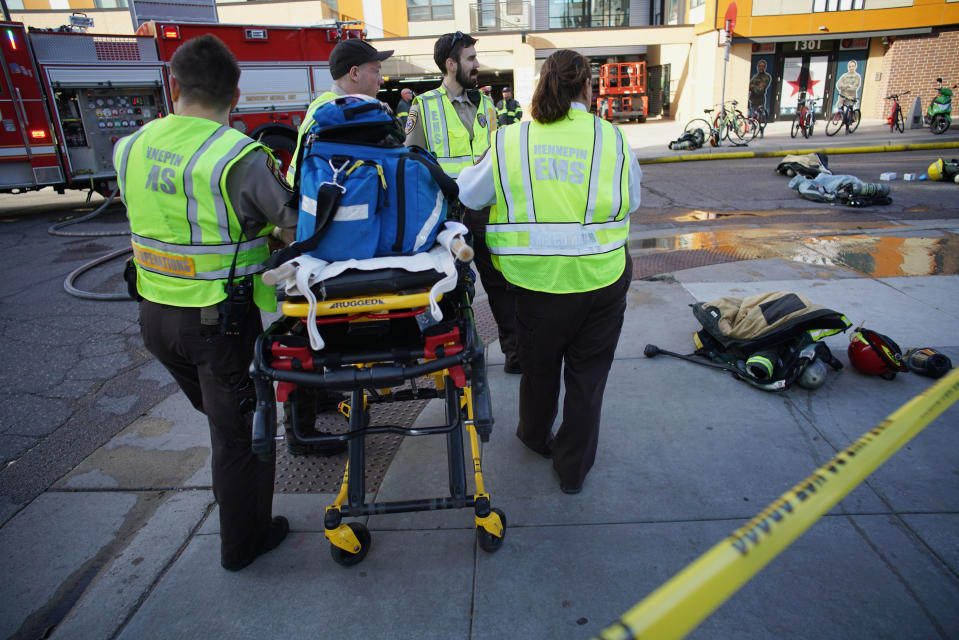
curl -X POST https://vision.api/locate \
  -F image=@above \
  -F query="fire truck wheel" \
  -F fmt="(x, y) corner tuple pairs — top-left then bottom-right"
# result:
(260, 133), (297, 174)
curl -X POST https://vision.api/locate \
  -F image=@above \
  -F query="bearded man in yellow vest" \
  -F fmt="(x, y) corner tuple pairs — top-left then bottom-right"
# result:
(457, 50), (643, 494)
(283, 37), (392, 457)
(286, 38), (393, 184)
(404, 32), (521, 374)
(113, 35), (297, 571)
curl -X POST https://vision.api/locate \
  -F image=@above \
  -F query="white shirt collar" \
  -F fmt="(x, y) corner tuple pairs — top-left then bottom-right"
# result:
(571, 101), (587, 112)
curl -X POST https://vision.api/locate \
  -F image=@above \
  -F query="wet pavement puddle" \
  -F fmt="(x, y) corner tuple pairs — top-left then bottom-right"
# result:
(633, 228), (959, 277)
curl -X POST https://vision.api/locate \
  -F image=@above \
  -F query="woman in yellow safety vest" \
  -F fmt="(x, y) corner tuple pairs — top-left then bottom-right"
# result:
(457, 49), (643, 494)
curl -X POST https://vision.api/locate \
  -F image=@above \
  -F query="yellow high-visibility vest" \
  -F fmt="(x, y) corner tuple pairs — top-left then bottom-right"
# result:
(486, 108), (631, 294)
(286, 90), (338, 184)
(413, 86), (497, 178)
(114, 115), (275, 309)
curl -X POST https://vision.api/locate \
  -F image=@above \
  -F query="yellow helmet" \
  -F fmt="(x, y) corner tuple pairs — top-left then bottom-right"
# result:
(927, 158), (944, 181)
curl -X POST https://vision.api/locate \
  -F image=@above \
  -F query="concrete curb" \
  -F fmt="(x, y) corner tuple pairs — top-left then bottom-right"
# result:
(638, 140), (959, 165)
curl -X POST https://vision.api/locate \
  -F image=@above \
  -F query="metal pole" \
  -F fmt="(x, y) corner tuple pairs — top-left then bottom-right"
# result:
(1, 0), (11, 22)
(719, 28), (730, 146)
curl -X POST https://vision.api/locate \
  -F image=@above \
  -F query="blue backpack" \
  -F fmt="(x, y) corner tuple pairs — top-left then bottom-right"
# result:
(290, 95), (457, 263)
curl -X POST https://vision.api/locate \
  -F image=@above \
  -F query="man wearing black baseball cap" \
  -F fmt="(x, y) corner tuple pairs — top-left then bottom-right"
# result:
(282, 36), (393, 459)
(328, 38), (394, 95)
(287, 38), (393, 182)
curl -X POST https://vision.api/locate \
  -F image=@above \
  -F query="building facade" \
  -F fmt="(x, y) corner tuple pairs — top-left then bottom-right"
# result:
(8, 0), (959, 122)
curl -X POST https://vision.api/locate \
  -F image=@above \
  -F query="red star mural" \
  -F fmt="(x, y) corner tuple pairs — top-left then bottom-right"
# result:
(787, 75), (820, 96)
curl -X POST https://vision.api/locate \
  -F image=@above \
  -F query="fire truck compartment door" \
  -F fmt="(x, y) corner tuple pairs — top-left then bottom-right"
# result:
(46, 67), (165, 88)
(235, 67), (312, 112)
(311, 67), (333, 98)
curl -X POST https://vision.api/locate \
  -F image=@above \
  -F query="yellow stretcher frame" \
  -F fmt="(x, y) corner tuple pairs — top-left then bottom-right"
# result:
(281, 290), (438, 318)
(253, 277), (503, 566)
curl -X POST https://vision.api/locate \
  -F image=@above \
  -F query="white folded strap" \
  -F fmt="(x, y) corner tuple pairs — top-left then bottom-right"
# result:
(263, 221), (469, 351)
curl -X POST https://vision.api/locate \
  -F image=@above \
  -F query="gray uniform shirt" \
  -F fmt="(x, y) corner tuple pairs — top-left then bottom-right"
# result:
(225, 148), (298, 238)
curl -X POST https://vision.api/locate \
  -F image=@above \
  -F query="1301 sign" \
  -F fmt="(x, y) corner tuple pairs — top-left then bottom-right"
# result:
(784, 39), (831, 53)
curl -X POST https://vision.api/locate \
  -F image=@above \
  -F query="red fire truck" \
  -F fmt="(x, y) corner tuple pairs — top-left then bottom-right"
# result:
(595, 61), (648, 123)
(0, 19), (359, 195)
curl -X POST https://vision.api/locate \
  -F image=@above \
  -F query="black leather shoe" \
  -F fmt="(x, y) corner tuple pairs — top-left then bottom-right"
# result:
(560, 482), (582, 495)
(222, 516), (290, 571)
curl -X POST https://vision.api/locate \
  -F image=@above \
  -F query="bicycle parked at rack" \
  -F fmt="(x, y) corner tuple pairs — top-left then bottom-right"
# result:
(790, 94), (818, 138)
(825, 96), (861, 136)
(748, 104), (768, 138)
(886, 90), (910, 133)
(734, 103), (762, 141)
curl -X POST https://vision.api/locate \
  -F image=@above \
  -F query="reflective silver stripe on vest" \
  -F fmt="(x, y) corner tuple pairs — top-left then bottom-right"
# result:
(210, 137), (256, 243)
(116, 126), (150, 209)
(488, 220), (628, 257)
(421, 92), (450, 158)
(517, 122), (536, 222)
(584, 118), (603, 223)
(606, 126), (626, 223)
(495, 128), (516, 223)
(131, 233), (267, 255)
(183, 126), (230, 244)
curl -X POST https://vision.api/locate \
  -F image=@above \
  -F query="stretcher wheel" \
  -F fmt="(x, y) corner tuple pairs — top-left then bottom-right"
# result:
(330, 522), (371, 567)
(476, 508), (506, 553)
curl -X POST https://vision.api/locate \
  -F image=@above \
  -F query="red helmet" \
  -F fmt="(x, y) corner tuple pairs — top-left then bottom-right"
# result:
(848, 328), (907, 380)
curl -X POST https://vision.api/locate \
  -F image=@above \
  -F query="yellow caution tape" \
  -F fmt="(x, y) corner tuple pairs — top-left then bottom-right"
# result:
(594, 367), (959, 640)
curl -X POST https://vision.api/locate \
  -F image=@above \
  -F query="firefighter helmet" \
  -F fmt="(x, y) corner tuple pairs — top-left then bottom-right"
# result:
(848, 328), (907, 380)
(927, 158), (944, 181)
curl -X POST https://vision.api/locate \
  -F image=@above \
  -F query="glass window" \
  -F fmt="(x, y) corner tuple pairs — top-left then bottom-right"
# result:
(689, 0), (705, 7)
(408, 0), (453, 21)
(549, 0), (628, 29)
(813, 0), (864, 10)
(6, 0), (24, 8)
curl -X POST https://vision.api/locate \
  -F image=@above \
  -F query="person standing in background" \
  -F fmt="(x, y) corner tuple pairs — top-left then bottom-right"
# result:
(395, 87), (414, 129)
(496, 86), (523, 126)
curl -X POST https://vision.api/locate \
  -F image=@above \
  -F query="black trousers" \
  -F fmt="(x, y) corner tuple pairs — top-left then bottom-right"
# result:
(139, 300), (276, 566)
(514, 254), (632, 488)
(464, 207), (519, 368)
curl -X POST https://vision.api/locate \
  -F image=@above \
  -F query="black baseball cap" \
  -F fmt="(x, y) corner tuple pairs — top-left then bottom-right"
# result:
(329, 39), (393, 80)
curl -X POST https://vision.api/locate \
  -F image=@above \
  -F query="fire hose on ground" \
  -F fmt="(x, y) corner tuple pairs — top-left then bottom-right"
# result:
(48, 187), (133, 301)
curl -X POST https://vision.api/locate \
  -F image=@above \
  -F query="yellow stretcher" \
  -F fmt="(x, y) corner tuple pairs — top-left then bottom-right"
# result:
(250, 260), (505, 566)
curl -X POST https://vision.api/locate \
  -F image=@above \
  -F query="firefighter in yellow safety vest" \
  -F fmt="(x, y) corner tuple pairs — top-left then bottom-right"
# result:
(457, 49), (643, 494)
(113, 35), (297, 571)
